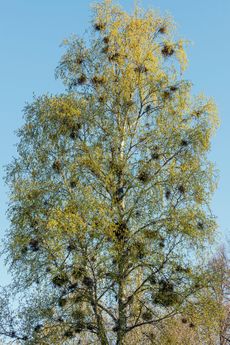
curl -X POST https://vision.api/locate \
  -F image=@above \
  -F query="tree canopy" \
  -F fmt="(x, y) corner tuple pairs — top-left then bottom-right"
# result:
(0, 1), (220, 344)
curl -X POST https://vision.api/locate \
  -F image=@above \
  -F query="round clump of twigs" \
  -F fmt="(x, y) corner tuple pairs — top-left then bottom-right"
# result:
(29, 239), (40, 252)
(52, 160), (62, 173)
(83, 276), (94, 288)
(69, 180), (77, 189)
(69, 123), (81, 140)
(142, 311), (152, 321)
(76, 56), (84, 65)
(108, 52), (120, 62)
(138, 170), (150, 183)
(170, 85), (179, 92)
(77, 74), (87, 85)
(159, 25), (167, 34)
(94, 22), (106, 31)
(162, 90), (171, 100)
(52, 273), (69, 287)
(91, 75), (106, 86)
(58, 298), (67, 308)
(67, 240), (77, 251)
(165, 189), (171, 199)
(145, 104), (151, 113)
(71, 309), (85, 320)
(64, 329), (75, 338)
(103, 36), (109, 44)
(152, 280), (179, 307)
(197, 221), (204, 230)
(34, 324), (43, 333)
(178, 184), (185, 194)
(181, 139), (188, 147)
(159, 239), (165, 248)
(148, 274), (157, 285)
(151, 152), (160, 160)
(98, 95), (106, 103)
(161, 44), (175, 57)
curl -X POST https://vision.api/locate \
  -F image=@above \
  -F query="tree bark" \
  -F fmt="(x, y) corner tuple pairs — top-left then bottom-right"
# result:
(116, 259), (126, 345)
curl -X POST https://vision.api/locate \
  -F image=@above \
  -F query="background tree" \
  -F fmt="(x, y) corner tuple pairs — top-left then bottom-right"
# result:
(1, 0), (219, 344)
(122, 248), (230, 345)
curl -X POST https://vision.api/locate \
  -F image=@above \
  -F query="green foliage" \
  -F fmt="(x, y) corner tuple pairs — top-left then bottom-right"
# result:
(1, 1), (219, 344)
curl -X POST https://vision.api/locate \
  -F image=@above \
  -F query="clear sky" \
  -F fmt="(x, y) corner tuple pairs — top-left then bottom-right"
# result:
(0, 0), (229, 284)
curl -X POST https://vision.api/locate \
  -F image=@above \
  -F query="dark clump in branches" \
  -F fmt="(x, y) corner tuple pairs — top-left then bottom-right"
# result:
(158, 25), (167, 34)
(138, 170), (151, 183)
(114, 221), (129, 241)
(148, 274), (157, 285)
(52, 273), (69, 287)
(91, 75), (106, 86)
(64, 329), (75, 338)
(165, 189), (171, 199)
(34, 324), (43, 333)
(58, 297), (67, 308)
(94, 22), (106, 31)
(76, 56), (84, 65)
(161, 44), (175, 57)
(152, 280), (179, 307)
(29, 239), (40, 252)
(52, 160), (62, 173)
(151, 152), (160, 160)
(170, 85), (179, 92)
(67, 240), (77, 252)
(142, 311), (153, 321)
(145, 104), (152, 113)
(83, 276), (94, 288)
(69, 123), (81, 140)
(108, 52), (120, 62)
(197, 221), (204, 230)
(178, 184), (185, 194)
(69, 180), (77, 189)
(77, 74), (87, 85)
(103, 36), (109, 44)
(181, 139), (189, 147)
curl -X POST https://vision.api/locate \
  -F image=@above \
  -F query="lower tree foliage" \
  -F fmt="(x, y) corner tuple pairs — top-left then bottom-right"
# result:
(0, 1), (221, 344)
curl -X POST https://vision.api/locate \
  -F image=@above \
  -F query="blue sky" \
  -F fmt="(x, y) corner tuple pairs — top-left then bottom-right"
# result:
(0, 0), (229, 284)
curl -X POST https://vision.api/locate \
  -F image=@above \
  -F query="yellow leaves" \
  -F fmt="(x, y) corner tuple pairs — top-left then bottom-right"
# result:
(91, 74), (107, 86)
(205, 98), (219, 133)
(175, 39), (189, 72)
(47, 96), (81, 120)
(47, 218), (59, 229)
(169, 207), (198, 238)
(193, 95), (219, 125)
(194, 185), (205, 204)
(78, 145), (104, 179)
(181, 158), (199, 173)
(47, 207), (86, 239)
(184, 292), (225, 339)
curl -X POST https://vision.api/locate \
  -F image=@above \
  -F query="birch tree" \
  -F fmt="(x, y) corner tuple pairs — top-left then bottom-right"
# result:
(1, 1), (219, 344)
